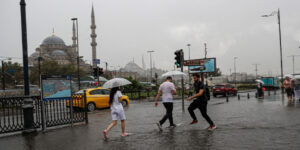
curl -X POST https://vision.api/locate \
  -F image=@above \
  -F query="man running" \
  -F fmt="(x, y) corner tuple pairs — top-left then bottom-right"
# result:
(155, 76), (177, 131)
(187, 74), (216, 130)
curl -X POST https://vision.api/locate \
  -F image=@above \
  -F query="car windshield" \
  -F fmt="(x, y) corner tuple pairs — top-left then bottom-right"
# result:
(215, 85), (224, 88)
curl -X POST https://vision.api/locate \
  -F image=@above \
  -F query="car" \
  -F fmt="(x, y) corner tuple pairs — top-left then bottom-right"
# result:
(212, 83), (237, 97)
(67, 87), (130, 112)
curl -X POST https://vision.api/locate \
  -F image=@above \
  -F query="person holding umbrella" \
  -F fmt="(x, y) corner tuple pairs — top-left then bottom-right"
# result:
(103, 78), (131, 139)
(155, 76), (177, 131)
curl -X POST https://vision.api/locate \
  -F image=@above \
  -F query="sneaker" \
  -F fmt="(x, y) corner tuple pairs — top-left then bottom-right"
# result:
(190, 120), (198, 125)
(168, 124), (177, 128)
(208, 125), (217, 131)
(156, 122), (163, 131)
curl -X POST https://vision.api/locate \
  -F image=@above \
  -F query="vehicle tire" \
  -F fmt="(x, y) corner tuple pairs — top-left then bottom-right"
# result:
(213, 94), (217, 97)
(121, 100), (128, 107)
(87, 103), (96, 112)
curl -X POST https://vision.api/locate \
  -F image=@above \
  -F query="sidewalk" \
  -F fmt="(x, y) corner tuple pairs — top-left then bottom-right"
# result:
(1, 95), (300, 150)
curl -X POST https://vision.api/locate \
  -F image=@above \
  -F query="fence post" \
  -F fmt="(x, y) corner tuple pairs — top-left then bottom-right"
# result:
(70, 97), (74, 127)
(226, 93), (229, 102)
(274, 89), (276, 95)
(84, 90), (88, 124)
(238, 94), (240, 100)
(268, 89), (270, 96)
(247, 93), (250, 99)
(138, 90), (141, 99)
(41, 100), (46, 131)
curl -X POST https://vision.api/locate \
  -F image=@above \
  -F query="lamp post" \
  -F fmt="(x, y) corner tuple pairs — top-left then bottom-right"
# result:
(147, 50), (155, 82)
(262, 8), (284, 93)
(186, 44), (192, 95)
(287, 55), (300, 74)
(253, 63), (260, 79)
(234, 57), (238, 87)
(71, 18), (80, 90)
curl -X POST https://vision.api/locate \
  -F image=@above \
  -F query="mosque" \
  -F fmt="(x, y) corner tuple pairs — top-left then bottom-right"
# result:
(29, 6), (98, 72)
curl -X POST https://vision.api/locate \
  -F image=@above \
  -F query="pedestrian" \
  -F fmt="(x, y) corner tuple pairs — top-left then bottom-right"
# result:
(283, 76), (293, 101)
(103, 86), (128, 139)
(187, 74), (216, 130)
(154, 76), (177, 131)
(257, 82), (264, 98)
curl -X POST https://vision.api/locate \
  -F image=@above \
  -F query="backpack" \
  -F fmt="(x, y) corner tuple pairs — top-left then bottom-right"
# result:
(204, 85), (210, 100)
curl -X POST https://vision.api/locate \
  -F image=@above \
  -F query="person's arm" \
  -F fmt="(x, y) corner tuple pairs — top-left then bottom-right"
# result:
(172, 85), (177, 95)
(118, 91), (123, 103)
(187, 89), (204, 101)
(154, 90), (161, 107)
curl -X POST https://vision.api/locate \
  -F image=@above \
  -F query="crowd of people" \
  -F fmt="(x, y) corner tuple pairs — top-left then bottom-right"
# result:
(103, 73), (216, 139)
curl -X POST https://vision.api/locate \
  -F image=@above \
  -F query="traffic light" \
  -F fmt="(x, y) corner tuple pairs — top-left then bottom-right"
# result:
(99, 68), (104, 75)
(93, 67), (98, 77)
(174, 49), (183, 68)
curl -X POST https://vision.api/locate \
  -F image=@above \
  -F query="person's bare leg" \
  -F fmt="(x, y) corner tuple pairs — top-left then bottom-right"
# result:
(103, 120), (117, 139)
(121, 120), (128, 137)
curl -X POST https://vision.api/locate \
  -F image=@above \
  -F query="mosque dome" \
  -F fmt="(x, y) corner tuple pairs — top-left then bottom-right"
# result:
(51, 50), (67, 56)
(30, 52), (39, 58)
(41, 34), (65, 46)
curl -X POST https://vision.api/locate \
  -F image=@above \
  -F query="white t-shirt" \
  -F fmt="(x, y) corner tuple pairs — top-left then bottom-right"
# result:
(111, 91), (124, 111)
(159, 81), (175, 103)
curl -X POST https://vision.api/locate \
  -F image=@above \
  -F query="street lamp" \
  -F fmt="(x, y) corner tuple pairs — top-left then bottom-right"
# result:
(186, 44), (192, 96)
(252, 63), (260, 79)
(287, 55), (300, 74)
(147, 50), (155, 82)
(262, 9), (284, 93)
(71, 18), (81, 90)
(234, 57), (238, 87)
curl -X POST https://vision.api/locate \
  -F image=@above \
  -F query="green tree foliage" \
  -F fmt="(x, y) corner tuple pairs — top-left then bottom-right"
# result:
(30, 60), (85, 85)
(123, 76), (143, 91)
(0, 61), (23, 88)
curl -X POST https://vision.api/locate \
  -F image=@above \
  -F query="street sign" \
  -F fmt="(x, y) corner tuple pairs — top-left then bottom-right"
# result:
(186, 58), (216, 73)
(93, 59), (100, 64)
(184, 59), (206, 66)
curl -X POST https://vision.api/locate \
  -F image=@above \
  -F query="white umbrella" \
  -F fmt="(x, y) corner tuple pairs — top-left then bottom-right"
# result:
(161, 71), (187, 80)
(255, 79), (264, 84)
(292, 75), (300, 80)
(284, 74), (294, 79)
(102, 78), (132, 89)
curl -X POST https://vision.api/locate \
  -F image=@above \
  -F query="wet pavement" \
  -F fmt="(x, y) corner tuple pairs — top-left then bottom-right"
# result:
(1, 92), (300, 150)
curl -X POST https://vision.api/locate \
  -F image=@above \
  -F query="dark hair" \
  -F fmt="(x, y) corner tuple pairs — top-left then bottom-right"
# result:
(109, 87), (120, 105)
(166, 76), (172, 80)
(192, 74), (200, 78)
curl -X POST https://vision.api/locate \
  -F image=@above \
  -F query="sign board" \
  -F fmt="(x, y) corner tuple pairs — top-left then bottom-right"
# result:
(187, 58), (216, 73)
(93, 59), (100, 64)
(41, 75), (72, 100)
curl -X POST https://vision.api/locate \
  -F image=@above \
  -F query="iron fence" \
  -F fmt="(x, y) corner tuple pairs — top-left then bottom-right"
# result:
(0, 96), (41, 134)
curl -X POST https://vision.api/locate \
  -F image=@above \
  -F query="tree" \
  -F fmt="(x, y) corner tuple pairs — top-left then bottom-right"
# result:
(0, 61), (23, 88)
(123, 76), (143, 91)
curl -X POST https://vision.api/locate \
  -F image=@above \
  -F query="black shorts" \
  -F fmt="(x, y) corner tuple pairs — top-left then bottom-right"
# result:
(286, 88), (293, 97)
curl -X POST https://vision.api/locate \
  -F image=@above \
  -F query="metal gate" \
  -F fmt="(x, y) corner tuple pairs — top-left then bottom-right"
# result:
(0, 94), (88, 134)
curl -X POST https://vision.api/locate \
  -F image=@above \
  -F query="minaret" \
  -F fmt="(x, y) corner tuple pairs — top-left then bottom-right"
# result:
(90, 5), (97, 67)
(142, 55), (146, 69)
(72, 22), (77, 47)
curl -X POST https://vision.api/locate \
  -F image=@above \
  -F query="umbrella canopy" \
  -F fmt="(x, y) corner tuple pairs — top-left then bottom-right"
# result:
(102, 78), (132, 89)
(292, 75), (300, 80)
(255, 79), (264, 84)
(161, 71), (187, 80)
(284, 74), (294, 79)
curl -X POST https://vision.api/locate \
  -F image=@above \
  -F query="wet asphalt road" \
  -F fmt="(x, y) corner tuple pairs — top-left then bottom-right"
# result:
(0, 92), (300, 150)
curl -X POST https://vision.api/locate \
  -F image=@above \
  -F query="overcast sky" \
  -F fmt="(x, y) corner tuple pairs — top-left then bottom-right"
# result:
(1, 0), (300, 76)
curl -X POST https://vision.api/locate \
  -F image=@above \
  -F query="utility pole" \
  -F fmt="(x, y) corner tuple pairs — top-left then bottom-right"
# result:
(180, 50), (184, 112)
(287, 55), (300, 74)
(187, 44), (192, 96)
(234, 57), (238, 87)
(252, 63), (260, 79)
(262, 8), (284, 93)
(147, 50), (155, 82)
(204, 43), (208, 85)
(1, 61), (5, 90)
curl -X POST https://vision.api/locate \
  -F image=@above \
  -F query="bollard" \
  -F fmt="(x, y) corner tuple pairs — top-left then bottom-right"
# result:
(226, 94), (229, 102)
(268, 90), (270, 96)
(247, 93), (250, 99)
(274, 89), (276, 95)
(238, 94), (240, 100)
(22, 97), (36, 134)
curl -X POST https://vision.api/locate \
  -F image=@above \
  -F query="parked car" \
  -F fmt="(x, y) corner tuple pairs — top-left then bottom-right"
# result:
(67, 87), (130, 112)
(212, 83), (237, 97)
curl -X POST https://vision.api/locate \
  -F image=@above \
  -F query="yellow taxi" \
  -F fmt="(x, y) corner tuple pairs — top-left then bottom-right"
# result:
(68, 87), (130, 112)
